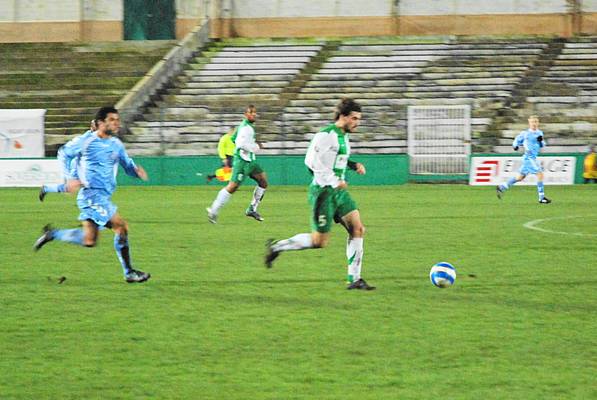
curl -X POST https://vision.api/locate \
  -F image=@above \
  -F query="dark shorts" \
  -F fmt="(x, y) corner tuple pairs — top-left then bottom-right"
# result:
(231, 157), (264, 184)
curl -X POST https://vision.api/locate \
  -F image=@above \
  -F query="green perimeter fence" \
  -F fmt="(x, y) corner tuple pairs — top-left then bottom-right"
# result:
(114, 153), (587, 186)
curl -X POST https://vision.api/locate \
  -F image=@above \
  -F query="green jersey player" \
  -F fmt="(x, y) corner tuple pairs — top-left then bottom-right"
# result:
(206, 105), (268, 223)
(265, 98), (375, 290)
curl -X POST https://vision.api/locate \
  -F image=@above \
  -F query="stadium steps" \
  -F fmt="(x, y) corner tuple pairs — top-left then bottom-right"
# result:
(124, 36), (595, 156)
(271, 38), (548, 154)
(494, 36), (597, 153)
(0, 41), (175, 155)
(126, 39), (328, 155)
(484, 38), (566, 148)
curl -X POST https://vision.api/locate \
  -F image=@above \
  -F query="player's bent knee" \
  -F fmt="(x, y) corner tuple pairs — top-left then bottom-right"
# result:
(115, 226), (128, 237)
(347, 222), (365, 237)
(355, 224), (365, 237)
(312, 235), (329, 248)
(226, 183), (239, 193)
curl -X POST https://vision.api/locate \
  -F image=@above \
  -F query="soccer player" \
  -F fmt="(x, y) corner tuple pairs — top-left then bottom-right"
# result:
(38, 119), (97, 201)
(265, 98), (375, 290)
(497, 115), (551, 204)
(206, 105), (268, 223)
(206, 128), (235, 183)
(33, 106), (151, 283)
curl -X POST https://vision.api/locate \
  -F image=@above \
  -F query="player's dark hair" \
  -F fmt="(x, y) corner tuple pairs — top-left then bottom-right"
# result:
(334, 98), (361, 121)
(245, 104), (256, 112)
(95, 106), (118, 122)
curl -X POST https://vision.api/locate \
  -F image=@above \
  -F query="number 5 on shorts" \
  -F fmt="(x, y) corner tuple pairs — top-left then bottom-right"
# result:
(318, 214), (327, 227)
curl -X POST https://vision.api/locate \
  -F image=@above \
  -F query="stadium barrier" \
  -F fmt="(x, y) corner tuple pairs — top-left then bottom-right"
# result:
(115, 153), (586, 186)
(115, 154), (410, 186)
(0, 154), (587, 187)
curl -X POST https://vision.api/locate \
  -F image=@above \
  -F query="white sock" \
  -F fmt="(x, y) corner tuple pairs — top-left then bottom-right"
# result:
(347, 237), (363, 282)
(210, 188), (232, 215)
(250, 186), (266, 211)
(272, 233), (313, 252)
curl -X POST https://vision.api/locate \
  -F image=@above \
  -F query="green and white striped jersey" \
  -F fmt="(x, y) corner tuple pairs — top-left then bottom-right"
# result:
(305, 123), (350, 188)
(231, 119), (259, 161)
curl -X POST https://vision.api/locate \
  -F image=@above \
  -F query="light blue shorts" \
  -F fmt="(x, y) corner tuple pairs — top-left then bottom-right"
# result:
(519, 158), (543, 176)
(77, 188), (117, 227)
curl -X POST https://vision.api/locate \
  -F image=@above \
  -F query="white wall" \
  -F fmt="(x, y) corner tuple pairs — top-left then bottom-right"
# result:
(584, 0), (597, 12)
(0, 0), (122, 22)
(82, 0), (122, 21)
(398, 0), (568, 15)
(0, 0), (202, 22)
(229, 0), (392, 18)
(177, 0), (206, 19)
(0, 0), (594, 23)
(0, 0), (15, 22)
(218, 0), (588, 18)
(0, 0), (80, 22)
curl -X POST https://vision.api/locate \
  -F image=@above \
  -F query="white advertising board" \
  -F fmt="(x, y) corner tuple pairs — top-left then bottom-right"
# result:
(469, 156), (576, 185)
(0, 159), (62, 187)
(0, 109), (46, 158)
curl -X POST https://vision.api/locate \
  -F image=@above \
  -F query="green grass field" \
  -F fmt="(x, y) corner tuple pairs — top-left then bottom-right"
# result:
(1, 184), (595, 399)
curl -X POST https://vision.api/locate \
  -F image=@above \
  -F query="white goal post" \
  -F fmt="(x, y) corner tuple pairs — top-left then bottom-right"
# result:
(407, 105), (471, 175)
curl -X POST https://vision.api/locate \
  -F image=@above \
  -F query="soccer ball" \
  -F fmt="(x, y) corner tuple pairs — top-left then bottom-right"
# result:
(429, 262), (456, 288)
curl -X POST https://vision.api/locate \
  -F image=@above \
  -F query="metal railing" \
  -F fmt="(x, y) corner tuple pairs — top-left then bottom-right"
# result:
(116, 19), (211, 131)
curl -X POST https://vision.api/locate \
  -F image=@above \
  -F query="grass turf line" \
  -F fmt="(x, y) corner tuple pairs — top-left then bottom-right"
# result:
(0, 185), (595, 399)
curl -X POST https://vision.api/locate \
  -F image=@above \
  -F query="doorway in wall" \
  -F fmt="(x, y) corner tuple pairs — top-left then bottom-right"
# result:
(124, 0), (175, 40)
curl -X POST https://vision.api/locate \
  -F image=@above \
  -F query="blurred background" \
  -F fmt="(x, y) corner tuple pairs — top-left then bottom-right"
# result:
(0, 0), (595, 185)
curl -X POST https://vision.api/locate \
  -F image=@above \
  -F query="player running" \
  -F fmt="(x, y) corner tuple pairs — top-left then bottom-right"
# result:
(38, 119), (97, 201)
(33, 106), (151, 283)
(496, 115), (551, 204)
(206, 105), (268, 223)
(265, 98), (375, 290)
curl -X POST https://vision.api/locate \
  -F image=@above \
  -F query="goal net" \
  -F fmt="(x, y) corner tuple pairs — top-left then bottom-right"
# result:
(407, 105), (471, 175)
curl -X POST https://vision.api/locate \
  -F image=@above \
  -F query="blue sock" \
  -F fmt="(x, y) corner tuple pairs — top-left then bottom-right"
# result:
(537, 182), (545, 200)
(114, 234), (133, 275)
(43, 183), (66, 193)
(502, 177), (517, 190)
(53, 228), (84, 245)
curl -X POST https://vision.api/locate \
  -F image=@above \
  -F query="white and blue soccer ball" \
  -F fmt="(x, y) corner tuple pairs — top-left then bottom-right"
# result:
(429, 262), (456, 288)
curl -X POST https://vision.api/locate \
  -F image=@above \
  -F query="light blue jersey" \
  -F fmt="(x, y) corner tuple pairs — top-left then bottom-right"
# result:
(59, 130), (139, 195)
(57, 130), (92, 180)
(498, 125), (550, 202)
(512, 129), (545, 175)
(513, 129), (545, 161)
(35, 117), (150, 280)
(41, 130), (89, 195)
(59, 130), (140, 226)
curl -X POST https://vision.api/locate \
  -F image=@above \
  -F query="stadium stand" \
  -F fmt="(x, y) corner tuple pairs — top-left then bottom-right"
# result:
(495, 36), (597, 153)
(127, 36), (558, 156)
(278, 37), (550, 154)
(5, 36), (594, 156)
(0, 41), (174, 155)
(125, 40), (325, 155)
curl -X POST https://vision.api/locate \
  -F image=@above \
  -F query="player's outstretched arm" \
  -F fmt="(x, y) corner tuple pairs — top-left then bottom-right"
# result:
(348, 160), (366, 175)
(135, 166), (148, 181)
(512, 132), (524, 152)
